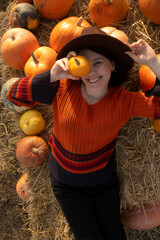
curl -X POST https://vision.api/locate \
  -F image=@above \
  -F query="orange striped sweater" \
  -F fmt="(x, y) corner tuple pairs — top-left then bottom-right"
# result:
(6, 70), (160, 186)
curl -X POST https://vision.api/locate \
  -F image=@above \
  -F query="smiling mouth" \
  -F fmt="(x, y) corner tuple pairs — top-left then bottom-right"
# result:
(87, 77), (101, 83)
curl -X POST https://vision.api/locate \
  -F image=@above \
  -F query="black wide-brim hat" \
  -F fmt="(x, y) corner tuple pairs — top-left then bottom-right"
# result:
(57, 26), (134, 71)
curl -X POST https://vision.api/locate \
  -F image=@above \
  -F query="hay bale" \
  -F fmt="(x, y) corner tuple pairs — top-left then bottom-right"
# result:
(117, 117), (160, 211)
(1, 0), (160, 239)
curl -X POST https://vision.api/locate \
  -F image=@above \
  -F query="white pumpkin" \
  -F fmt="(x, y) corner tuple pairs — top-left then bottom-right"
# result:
(1, 78), (31, 112)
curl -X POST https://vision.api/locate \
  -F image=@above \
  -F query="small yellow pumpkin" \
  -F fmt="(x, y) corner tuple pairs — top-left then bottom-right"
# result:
(20, 109), (45, 135)
(68, 56), (90, 77)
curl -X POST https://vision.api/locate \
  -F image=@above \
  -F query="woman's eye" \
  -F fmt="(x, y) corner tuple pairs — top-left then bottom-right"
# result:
(94, 61), (102, 66)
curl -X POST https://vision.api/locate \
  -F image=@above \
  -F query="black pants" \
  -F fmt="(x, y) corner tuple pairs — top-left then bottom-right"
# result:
(51, 174), (126, 240)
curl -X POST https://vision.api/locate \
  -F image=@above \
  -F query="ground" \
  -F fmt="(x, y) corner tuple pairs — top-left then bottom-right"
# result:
(1, 1), (160, 240)
(0, 1), (32, 239)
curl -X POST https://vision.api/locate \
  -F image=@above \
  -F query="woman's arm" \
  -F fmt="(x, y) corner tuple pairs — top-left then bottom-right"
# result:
(6, 51), (80, 107)
(6, 70), (59, 107)
(125, 39), (160, 80)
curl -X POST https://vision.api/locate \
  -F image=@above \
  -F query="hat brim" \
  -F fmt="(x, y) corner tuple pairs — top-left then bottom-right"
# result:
(57, 33), (134, 71)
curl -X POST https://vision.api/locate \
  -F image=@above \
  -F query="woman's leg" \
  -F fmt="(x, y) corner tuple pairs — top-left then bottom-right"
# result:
(92, 175), (126, 240)
(51, 178), (104, 240)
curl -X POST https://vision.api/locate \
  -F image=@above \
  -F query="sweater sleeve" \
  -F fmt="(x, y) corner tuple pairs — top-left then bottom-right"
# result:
(145, 77), (160, 98)
(6, 70), (60, 107)
(115, 86), (160, 120)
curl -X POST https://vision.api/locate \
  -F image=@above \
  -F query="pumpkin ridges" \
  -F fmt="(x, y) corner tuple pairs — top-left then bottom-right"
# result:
(33, 0), (75, 20)
(121, 203), (160, 230)
(138, 54), (160, 92)
(69, 56), (91, 77)
(9, 3), (40, 30)
(24, 46), (57, 76)
(138, 65), (156, 92)
(16, 174), (30, 201)
(1, 78), (31, 112)
(138, 0), (160, 24)
(16, 136), (49, 167)
(50, 16), (91, 53)
(89, 0), (129, 27)
(1, 28), (40, 70)
(101, 26), (129, 43)
(20, 109), (45, 135)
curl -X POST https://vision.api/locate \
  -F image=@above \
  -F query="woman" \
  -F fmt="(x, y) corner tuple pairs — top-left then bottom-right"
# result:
(6, 27), (160, 240)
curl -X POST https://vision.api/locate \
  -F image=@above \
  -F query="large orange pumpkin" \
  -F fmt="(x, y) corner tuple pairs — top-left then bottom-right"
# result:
(1, 28), (40, 70)
(16, 174), (30, 201)
(138, 54), (160, 92)
(24, 46), (57, 76)
(89, 0), (129, 27)
(33, 0), (75, 20)
(16, 136), (49, 167)
(139, 0), (160, 24)
(50, 16), (91, 53)
(9, 3), (40, 30)
(101, 26), (129, 43)
(121, 203), (160, 230)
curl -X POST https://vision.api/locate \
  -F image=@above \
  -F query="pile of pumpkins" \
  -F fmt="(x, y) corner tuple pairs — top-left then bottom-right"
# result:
(1, 0), (160, 83)
(14, 108), (49, 201)
(1, 0), (160, 231)
(1, 1), (160, 126)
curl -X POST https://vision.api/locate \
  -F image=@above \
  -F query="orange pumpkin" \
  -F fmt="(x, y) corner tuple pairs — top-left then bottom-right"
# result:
(89, 0), (129, 27)
(69, 56), (90, 77)
(139, 0), (160, 24)
(16, 174), (30, 201)
(24, 46), (57, 76)
(9, 3), (39, 30)
(121, 203), (160, 230)
(101, 26), (129, 43)
(138, 65), (156, 92)
(33, 0), (75, 20)
(50, 16), (91, 53)
(138, 54), (160, 92)
(16, 136), (49, 167)
(150, 119), (160, 133)
(1, 28), (40, 70)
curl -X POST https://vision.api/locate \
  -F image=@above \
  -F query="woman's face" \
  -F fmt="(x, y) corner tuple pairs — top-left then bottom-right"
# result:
(79, 49), (115, 92)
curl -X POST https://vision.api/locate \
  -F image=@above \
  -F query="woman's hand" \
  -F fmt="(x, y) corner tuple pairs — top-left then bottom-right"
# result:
(125, 39), (160, 80)
(125, 39), (157, 66)
(50, 51), (80, 83)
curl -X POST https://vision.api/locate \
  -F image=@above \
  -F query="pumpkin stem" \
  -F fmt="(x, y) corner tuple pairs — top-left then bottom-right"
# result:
(30, 51), (39, 64)
(74, 58), (80, 66)
(76, 16), (84, 26)
(32, 148), (39, 154)
(25, 120), (29, 125)
(104, 0), (111, 6)
(11, 35), (15, 41)
(20, 189), (25, 195)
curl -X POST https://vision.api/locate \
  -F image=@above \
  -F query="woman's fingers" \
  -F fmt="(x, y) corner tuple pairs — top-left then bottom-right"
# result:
(66, 51), (77, 59)
(56, 58), (69, 71)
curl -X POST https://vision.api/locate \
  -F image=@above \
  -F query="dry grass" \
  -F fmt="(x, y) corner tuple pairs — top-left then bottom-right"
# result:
(1, 0), (160, 239)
